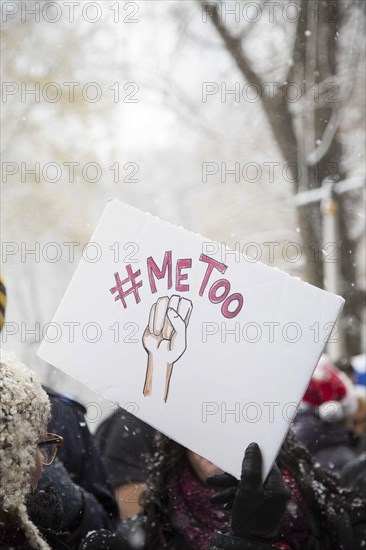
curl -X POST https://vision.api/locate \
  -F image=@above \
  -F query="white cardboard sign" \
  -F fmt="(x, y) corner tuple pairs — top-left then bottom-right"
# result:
(38, 200), (344, 478)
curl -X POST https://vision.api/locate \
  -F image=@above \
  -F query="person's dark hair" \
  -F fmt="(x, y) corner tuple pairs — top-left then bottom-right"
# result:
(142, 434), (185, 546)
(278, 430), (363, 549)
(143, 430), (365, 549)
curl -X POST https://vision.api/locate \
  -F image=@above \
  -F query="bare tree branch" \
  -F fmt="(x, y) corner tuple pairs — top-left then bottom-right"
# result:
(198, 0), (299, 188)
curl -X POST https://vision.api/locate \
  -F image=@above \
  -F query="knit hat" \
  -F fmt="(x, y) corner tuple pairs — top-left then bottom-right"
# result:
(0, 349), (51, 550)
(0, 276), (6, 331)
(303, 354), (358, 422)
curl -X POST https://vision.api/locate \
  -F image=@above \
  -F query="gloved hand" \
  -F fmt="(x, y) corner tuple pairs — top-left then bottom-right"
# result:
(26, 484), (64, 533)
(38, 458), (84, 530)
(207, 442), (290, 540)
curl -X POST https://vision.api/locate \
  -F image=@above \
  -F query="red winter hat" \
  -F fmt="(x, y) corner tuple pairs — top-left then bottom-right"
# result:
(303, 355), (357, 422)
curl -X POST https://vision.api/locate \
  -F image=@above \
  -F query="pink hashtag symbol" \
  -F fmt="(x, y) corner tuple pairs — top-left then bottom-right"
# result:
(110, 264), (143, 308)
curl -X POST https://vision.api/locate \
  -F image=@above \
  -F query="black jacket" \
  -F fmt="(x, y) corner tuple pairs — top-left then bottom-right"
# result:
(39, 390), (119, 548)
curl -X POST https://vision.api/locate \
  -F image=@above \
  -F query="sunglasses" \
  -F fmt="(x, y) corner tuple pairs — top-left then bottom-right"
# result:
(37, 433), (64, 465)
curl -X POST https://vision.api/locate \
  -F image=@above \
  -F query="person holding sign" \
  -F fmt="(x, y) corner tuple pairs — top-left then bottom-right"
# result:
(109, 430), (364, 550)
(96, 408), (366, 549)
(81, 440), (292, 550)
(34, 201), (366, 549)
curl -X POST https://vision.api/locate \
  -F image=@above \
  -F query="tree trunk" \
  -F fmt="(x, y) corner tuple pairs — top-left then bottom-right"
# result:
(201, 0), (364, 355)
(337, 192), (364, 355)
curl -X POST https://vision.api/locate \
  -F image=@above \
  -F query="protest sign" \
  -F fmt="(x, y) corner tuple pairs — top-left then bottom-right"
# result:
(38, 199), (344, 477)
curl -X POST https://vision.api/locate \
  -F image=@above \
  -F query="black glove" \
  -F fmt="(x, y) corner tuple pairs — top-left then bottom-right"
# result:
(38, 458), (84, 530)
(39, 458), (117, 548)
(207, 442), (290, 541)
(26, 484), (64, 533)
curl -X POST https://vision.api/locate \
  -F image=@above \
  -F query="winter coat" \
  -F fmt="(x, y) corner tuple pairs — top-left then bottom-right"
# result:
(37, 390), (119, 549)
(38, 459), (118, 549)
(0, 522), (71, 550)
(46, 390), (119, 525)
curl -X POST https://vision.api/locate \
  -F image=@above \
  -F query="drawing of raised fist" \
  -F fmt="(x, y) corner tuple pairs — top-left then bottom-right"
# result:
(142, 295), (193, 402)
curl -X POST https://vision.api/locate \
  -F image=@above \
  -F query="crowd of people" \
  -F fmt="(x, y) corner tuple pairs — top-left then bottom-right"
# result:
(1, 275), (366, 550)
